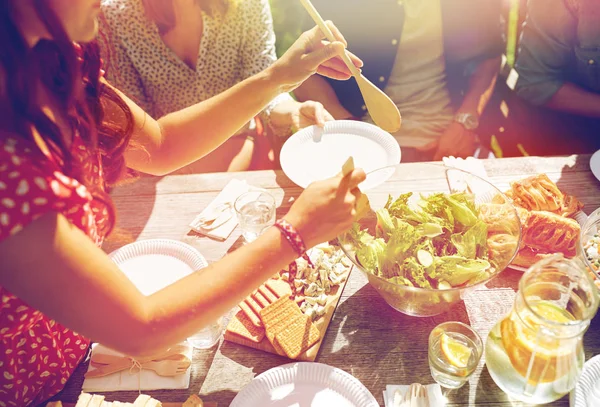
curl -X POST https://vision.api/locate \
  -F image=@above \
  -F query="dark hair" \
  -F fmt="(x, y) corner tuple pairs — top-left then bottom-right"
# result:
(0, 0), (135, 234)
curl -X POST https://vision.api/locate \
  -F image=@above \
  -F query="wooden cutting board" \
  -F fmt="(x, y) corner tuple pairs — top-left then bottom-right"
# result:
(224, 266), (352, 361)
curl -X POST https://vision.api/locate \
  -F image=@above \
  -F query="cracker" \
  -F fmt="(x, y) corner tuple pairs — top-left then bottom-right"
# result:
(259, 285), (278, 303)
(252, 290), (270, 307)
(260, 298), (303, 343)
(244, 296), (263, 316)
(266, 310), (306, 344)
(266, 279), (292, 299)
(271, 337), (286, 356)
(226, 310), (265, 343)
(274, 314), (321, 359)
(239, 300), (262, 327)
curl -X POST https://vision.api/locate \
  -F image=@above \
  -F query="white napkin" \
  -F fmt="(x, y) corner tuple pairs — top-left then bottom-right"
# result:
(383, 384), (446, 407)
(82, 343), (192, 392)
(189, 179), (251, 241)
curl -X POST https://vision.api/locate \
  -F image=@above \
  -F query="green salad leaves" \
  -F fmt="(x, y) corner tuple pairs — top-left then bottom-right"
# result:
(345, 192), (492, 289)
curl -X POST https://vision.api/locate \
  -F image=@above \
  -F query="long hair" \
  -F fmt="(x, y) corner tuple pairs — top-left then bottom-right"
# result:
(0, 0), (134, 234)
(143, 0), (234, 33)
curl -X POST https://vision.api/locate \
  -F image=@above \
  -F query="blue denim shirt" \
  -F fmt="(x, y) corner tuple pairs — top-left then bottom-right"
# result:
(302, 0), (504, 118)
(515, 0), (600, 105)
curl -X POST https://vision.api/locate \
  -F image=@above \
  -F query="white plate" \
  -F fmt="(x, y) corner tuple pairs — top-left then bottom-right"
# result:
(509, 211), (589, 272)
(109, 239), (208, 296)
(571, 355), (600, 407)
(280, 120), (401, 191)
(231, 362), (379, 407)
(590, 150), (600, 182)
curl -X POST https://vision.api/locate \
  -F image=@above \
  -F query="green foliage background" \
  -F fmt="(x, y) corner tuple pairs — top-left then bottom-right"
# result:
(269, 0), (305, 57)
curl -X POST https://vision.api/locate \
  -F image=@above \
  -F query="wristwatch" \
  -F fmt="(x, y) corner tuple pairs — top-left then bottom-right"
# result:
(454, 113), (479, 131)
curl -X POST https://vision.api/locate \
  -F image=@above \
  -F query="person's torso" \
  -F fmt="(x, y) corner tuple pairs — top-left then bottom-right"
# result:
(0, 132), (109, 405)
(364, 0), (454, 146)
(567, 0), (600, 93)
(102, 0), (249, 118)
(310, 0), (502, 119)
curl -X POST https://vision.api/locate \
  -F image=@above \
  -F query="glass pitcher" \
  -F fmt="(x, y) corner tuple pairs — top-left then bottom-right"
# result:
(485, 254), (599, 404)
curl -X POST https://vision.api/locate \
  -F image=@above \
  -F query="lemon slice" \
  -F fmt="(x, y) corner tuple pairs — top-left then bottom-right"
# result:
(531, 301), (573, 324)
(440, 333), (472, 368)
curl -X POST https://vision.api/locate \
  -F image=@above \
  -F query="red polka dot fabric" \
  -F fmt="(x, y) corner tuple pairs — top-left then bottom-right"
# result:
(0, 133), (111, 406)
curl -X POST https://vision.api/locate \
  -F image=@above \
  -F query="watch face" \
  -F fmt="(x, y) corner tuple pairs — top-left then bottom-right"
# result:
(457, 114), (479, 130)
(465, 115), (479, 130)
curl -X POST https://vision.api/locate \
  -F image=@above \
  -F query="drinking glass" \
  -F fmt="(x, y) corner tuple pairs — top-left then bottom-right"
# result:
(187, 316), (224, 349)
(428, 321), (483, 389)
(485, 254), (599, 404)
(234, 190), (276, 243)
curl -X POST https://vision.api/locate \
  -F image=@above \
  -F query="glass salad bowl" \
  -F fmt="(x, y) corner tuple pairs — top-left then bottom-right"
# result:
(339, 163), (522, 317)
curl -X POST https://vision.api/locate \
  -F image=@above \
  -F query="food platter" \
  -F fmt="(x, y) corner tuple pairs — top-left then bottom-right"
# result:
(224, 243), (353, 360)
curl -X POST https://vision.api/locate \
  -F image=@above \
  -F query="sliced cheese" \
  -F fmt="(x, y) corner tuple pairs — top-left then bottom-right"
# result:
(144, 398), (162, 407)
(132, 395), (151, 407)
(88, 395), (105, 407)
(75, 393), (93, 407)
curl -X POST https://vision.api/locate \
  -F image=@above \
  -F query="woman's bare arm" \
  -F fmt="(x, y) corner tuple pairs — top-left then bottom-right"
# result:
(112, 24), (361, 176)
(0, 169), (365, 357)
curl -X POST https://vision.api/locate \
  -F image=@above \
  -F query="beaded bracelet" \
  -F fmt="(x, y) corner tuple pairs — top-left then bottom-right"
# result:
(274, 219), (313, 266)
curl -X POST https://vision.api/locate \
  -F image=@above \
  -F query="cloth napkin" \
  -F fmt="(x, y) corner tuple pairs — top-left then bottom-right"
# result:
(189, 179), (251, 241)
(82, 342), (192, 392)
(383, 384), (446, 407)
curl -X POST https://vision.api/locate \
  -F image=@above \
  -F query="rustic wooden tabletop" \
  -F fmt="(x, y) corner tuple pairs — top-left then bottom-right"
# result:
(53, 155), (600, 406)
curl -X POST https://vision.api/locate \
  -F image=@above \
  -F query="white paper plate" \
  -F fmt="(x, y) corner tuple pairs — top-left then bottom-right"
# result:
(231, 362), (378, 407)
(280, 120), (401, 191)
(571, 355), (600, 407)
(109, 239), (208, 296)
(509, 211), (589, 272)
(590, 150), (600, 182)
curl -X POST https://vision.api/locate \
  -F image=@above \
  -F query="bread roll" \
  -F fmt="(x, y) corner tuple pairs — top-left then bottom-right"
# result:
(522, 210), (580, 257)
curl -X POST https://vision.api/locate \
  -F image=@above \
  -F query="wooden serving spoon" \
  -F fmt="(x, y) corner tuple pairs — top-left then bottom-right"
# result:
(299, 0), (402, 133)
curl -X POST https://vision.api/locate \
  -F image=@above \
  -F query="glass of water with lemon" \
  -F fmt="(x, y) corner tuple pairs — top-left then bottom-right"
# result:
(428, 321), (483, 389)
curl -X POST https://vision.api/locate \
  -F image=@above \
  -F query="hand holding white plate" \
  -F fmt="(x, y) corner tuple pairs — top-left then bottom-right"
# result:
(280, 120), (400, 191)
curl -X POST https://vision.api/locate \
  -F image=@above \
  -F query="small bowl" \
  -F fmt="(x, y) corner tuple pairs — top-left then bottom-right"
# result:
(339, 163), (521, 317)
(578, 208), (600, 287)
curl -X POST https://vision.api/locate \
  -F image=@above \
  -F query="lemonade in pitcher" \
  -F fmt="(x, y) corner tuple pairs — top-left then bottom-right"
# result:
(485, 255), (599, 404)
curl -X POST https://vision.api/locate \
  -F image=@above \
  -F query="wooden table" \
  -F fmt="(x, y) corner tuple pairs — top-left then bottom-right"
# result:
(54, 155), (600, 406)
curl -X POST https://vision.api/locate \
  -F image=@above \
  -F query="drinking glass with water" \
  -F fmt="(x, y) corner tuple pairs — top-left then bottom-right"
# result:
(428, 321), (483, 389)
(234, 189), (276, 243)
(188, 316), (224, 349)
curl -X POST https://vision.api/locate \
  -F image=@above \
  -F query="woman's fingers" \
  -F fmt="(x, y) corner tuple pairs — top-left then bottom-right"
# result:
(324, 20), (348, 47)
(300, 101), (327, 126)
(304, 41), (347, 72)
(316, 66), (352, 80)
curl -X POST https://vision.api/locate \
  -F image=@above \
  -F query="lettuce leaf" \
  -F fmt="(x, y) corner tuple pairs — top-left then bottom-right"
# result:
(451, 220), (488, 259)
(427, 255), (491, 286)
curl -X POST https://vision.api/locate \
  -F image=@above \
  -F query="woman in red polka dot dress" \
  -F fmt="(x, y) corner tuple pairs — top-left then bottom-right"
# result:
(0, 1), (366, 405)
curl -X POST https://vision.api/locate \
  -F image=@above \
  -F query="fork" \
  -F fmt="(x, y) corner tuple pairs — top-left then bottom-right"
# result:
(405, 383), (429, 407)
(139, 359), (191, 377)
(190, 202), (233, 231)
(91, 353), (189, 367)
